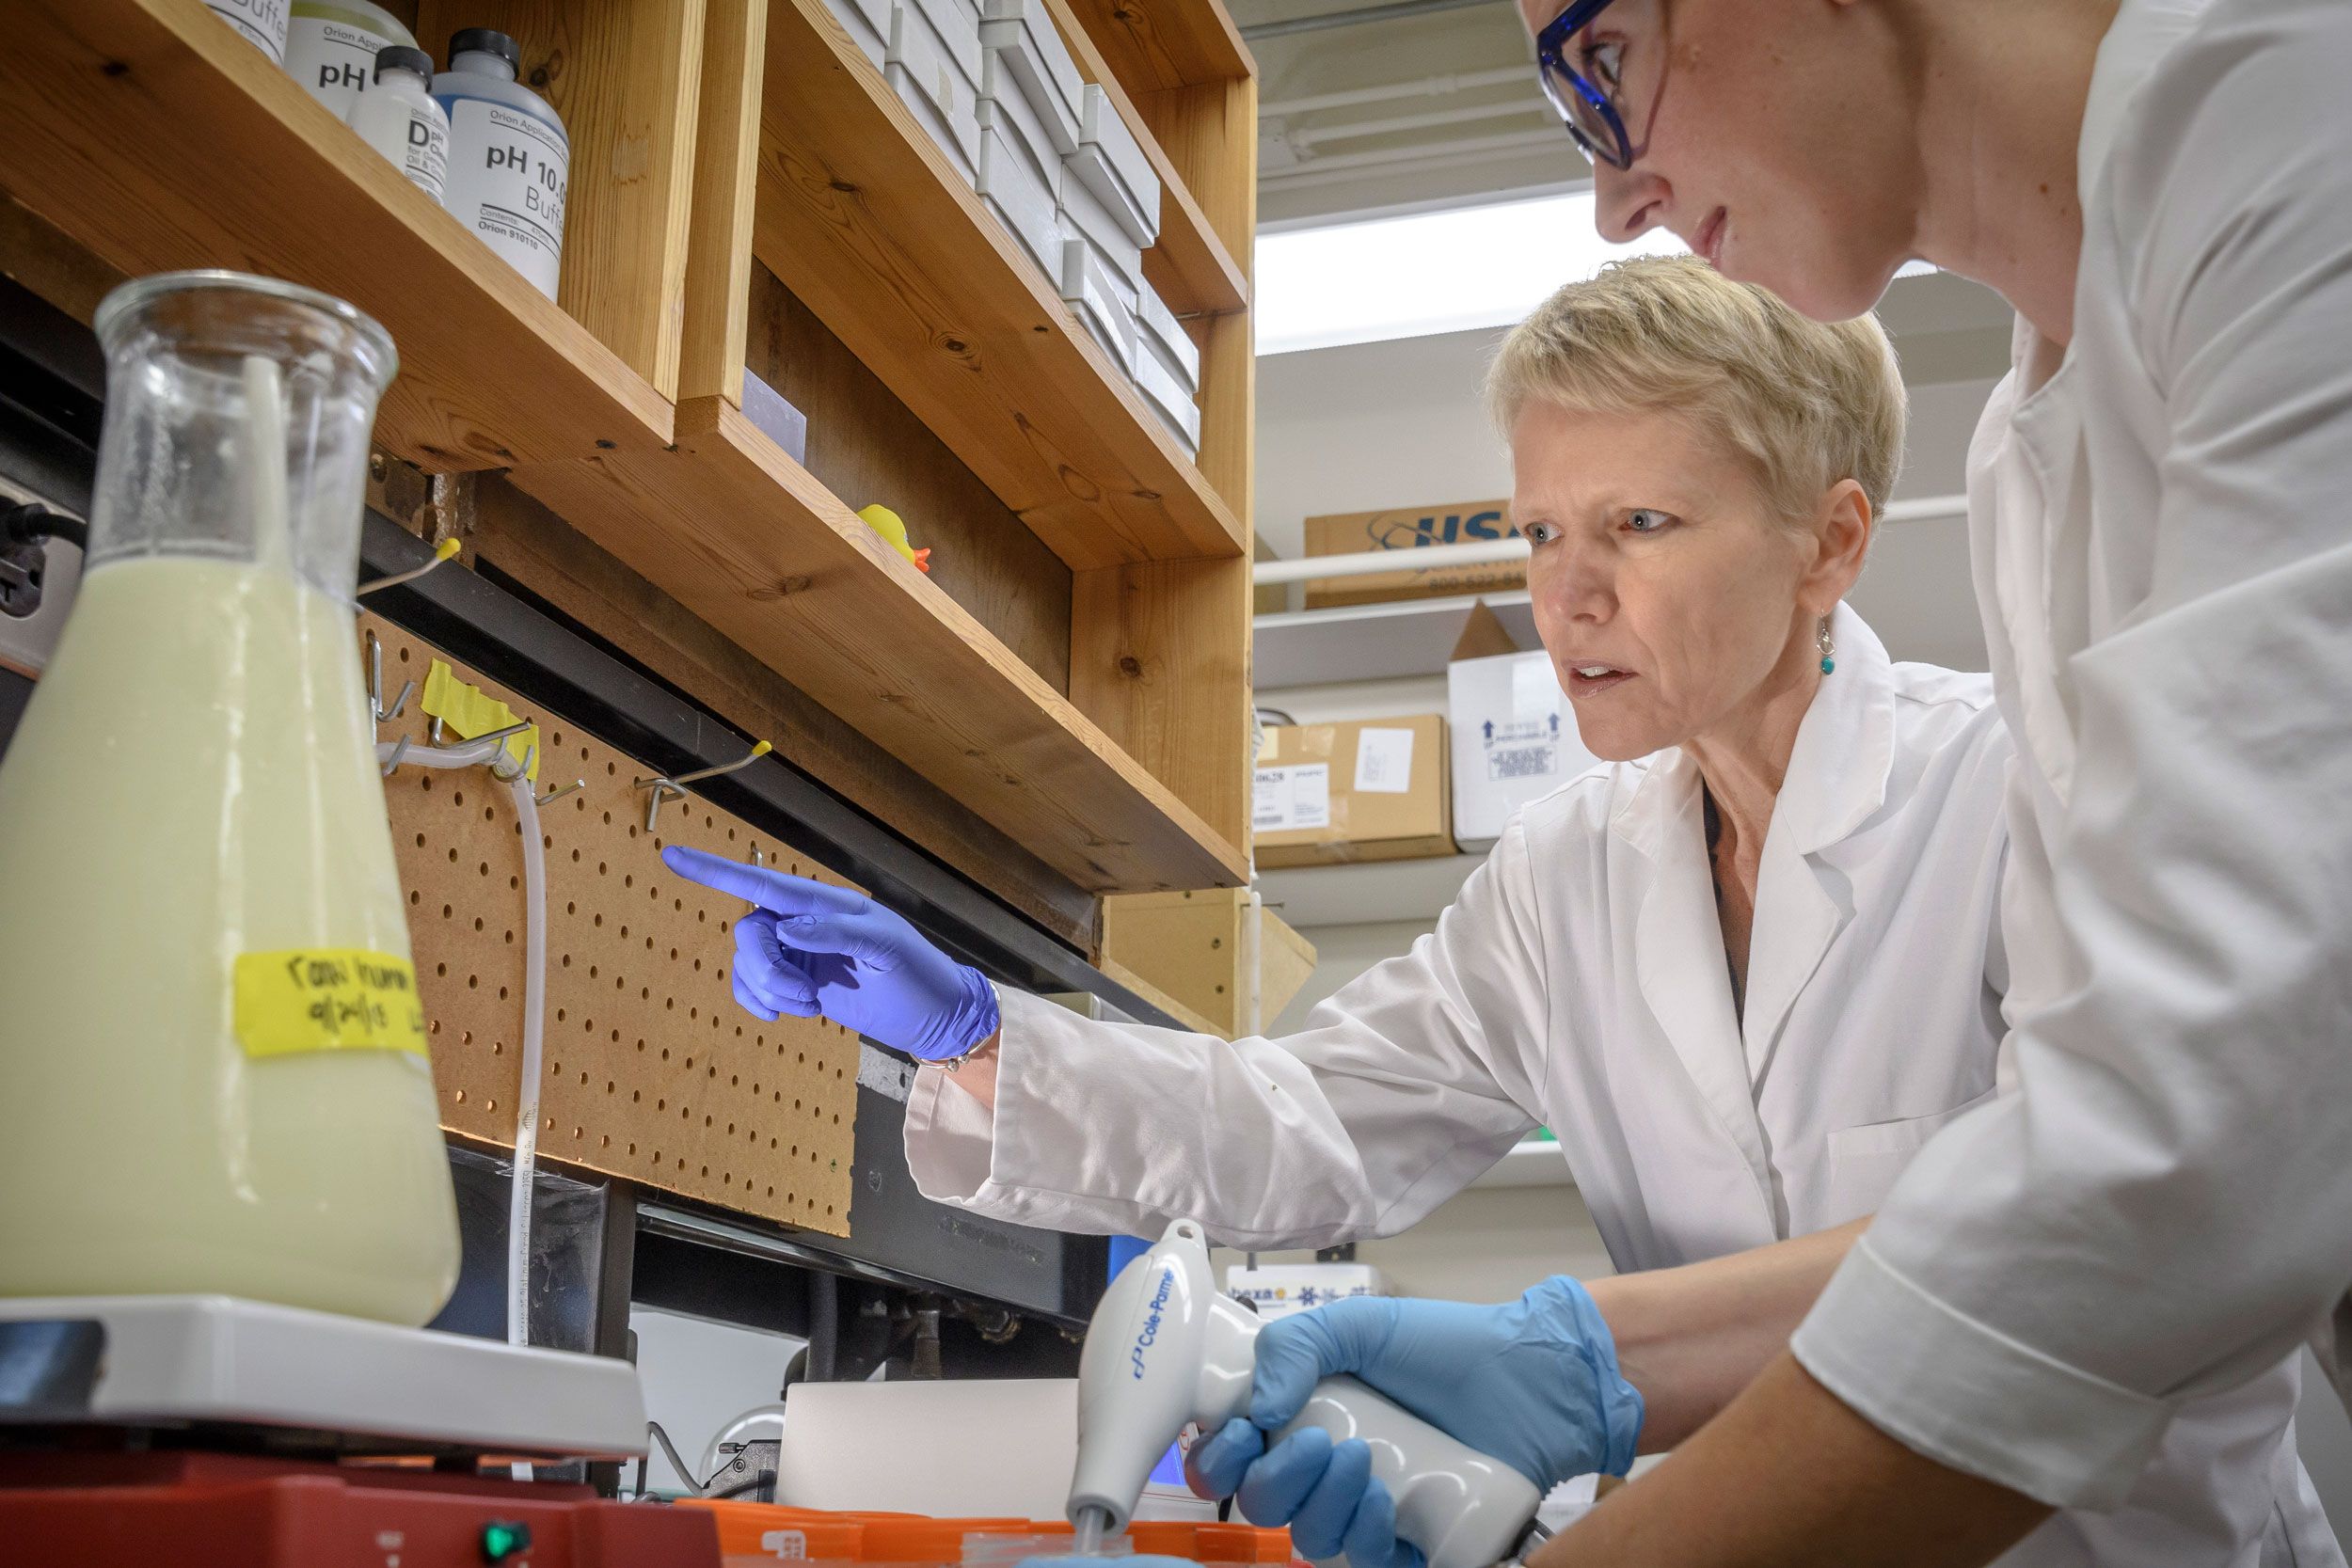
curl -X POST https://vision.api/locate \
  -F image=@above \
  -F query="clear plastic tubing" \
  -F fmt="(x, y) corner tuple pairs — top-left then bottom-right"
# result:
(505, 774), (546, 1347)
(377, 737), (548, 1346)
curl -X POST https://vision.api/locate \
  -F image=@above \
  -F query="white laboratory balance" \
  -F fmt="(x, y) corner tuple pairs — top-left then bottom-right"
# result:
(0, 1294), (716, 1568)
(0, 1293), (647, 1463)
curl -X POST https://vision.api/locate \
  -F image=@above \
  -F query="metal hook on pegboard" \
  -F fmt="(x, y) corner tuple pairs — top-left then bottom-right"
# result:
(358, 537), (462, 598)
(634, 740), (773, 833)
(365, 630), (415, 724)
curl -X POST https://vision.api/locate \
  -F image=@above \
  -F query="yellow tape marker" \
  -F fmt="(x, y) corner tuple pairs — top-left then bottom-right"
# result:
(232, 950), (429, 1059)
(420, 658), (539, 781)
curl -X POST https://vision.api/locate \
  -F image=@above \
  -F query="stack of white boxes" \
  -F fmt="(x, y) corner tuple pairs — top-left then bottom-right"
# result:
(975, 0), (1075, 279)
(826, 0), (892, 64)
(1131, 280), (1201, 459)
(826, 0), (1205, 461)
(878, 0), (987, 185)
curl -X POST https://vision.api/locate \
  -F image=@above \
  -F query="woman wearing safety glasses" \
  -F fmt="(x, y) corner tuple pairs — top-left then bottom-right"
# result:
(1218, 0), (2352, 1564)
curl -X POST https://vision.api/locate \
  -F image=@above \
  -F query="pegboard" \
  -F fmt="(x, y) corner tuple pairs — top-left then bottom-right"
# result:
(361, 612), (858, 1237)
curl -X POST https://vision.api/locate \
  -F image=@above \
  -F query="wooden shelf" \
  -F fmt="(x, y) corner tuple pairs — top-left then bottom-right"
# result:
(513, 397), (1250, 895)
(755, 0), (1246, 571)
(1065, 0), (1255, 90)
(14, 0), (1263, 917)
(1041, 0), (1248, 318)
(0, 0), (675, 470)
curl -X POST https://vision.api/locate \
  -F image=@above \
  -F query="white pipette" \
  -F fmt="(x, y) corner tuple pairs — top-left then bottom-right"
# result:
(1067, 1220), (1542, 1568)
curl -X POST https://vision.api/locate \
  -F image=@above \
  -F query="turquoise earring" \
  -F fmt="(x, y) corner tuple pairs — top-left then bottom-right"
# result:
(1818, 616), (1836, 675)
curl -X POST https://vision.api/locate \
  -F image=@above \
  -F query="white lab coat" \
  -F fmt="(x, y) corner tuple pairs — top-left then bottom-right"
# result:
(1789, 0), (2352, 1552)
(905, 607), (2329, 1564)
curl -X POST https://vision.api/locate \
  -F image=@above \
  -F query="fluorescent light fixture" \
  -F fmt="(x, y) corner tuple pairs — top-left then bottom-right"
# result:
(1254, 190), (1937, 356)
(1255, 189), (1680, 356)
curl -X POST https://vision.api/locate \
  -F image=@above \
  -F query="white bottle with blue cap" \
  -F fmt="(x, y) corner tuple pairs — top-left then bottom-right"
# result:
(432, 28), (570, 300)
(347, 46), (450, 206)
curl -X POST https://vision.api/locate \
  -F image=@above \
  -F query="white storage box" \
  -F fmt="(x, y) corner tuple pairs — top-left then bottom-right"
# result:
(979, 0), (1083, 153)
(886, 0), (981, 183)
(1069, 82), (1160, 245)
(1059, 238), (1137, 373)
(1134, 283), (1200, 393)
(977, 46), (1062, 277)
(1447, 648), (1599, 851)
(826, 0), (892, 64)
(978, 130), (1058, 277)
(1132, 337), (1200, 455)
(1058, 172), (1144, 309)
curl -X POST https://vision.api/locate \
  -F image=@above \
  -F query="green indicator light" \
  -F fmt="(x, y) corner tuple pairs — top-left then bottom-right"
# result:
(481, 1520), (532, 1562)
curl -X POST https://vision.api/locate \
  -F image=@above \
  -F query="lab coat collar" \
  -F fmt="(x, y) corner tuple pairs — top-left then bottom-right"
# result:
(1731, 606), (1891, 1082)
(1629, 756), (1777, 1216)
(2003, 0), (2207, 389)
(2079, 0), (2210, 205)
(1773, 603), (1897, 855)
(1612, 602), (1896, 861)
(1613, 606), (1897, 1224)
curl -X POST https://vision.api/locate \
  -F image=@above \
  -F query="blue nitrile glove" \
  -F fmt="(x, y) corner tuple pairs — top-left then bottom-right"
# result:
(1186, 1281), (1642, 1568)
(660, 846), (999, 1061)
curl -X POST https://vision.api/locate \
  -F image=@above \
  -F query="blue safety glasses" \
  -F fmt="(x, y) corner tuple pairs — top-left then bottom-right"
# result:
(1536, 0), (1655, 170)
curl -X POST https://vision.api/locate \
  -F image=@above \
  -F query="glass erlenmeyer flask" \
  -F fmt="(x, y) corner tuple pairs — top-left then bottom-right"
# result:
(0, 272), (460, 1324)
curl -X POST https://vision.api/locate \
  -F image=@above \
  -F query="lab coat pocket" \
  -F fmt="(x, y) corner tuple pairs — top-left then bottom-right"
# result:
(1819, 1089), (1999, 1228)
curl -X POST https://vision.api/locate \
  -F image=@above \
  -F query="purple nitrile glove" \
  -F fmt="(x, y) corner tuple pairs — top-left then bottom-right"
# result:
(660, 845), (999, 1062)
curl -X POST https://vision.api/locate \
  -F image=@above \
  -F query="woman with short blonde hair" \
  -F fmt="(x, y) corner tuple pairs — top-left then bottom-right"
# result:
(660, 258), (2175, 1565)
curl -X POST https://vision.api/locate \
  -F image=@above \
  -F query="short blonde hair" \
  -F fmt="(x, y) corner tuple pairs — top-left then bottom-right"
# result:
(1486, 256), (1906, 524)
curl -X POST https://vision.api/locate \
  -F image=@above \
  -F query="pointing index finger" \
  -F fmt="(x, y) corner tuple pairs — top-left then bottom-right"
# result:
(660, 845), (868, 917)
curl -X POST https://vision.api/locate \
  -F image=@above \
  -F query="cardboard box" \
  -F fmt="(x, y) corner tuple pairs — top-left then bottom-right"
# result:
(1100, 888), (1318, 1038)
(1449, 660), (1597, 854)
(1254, 714), (1453, 867)
(1303, 499), (1520, 610)
(1445, 603), (1598, 850)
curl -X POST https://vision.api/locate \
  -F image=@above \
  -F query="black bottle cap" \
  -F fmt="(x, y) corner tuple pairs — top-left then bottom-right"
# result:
(373, 44), (435, 81)
(447, 28), (520, 72)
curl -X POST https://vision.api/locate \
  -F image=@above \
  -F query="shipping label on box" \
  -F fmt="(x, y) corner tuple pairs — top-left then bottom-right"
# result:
(1253, 762), (1330, 832)
(1303, 500), (1519, 610)
(1255, 715), (1454, 868)
(1448, 650), (1599, 852)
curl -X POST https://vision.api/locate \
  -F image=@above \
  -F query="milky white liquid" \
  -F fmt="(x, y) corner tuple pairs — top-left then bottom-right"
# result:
(0, 556), (459, 1324)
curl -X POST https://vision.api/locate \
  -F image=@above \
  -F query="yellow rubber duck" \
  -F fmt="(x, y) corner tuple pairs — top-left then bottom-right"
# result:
(855, 504), (932, 574)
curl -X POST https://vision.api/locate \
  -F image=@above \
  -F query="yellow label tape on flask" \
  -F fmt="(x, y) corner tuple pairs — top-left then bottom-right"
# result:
(233, 950), (430, 1058)
(419, 658), (539, 781)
